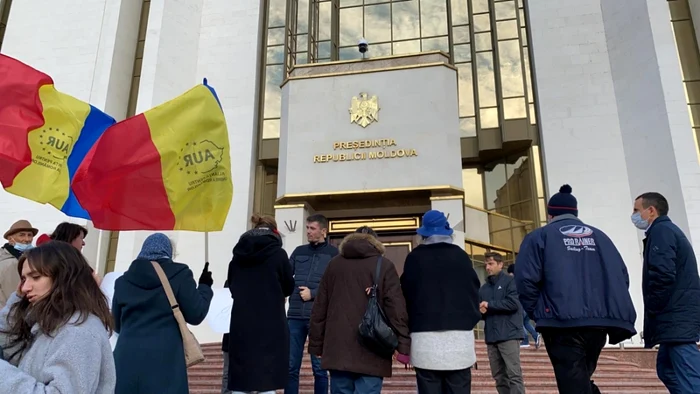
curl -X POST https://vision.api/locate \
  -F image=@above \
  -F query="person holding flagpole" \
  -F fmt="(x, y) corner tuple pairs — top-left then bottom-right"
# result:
(112, 233), (214, 394)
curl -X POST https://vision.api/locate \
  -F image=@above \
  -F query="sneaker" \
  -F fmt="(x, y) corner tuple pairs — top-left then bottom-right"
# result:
(535, 334), (542, 350)
(520, 344), (530, 348)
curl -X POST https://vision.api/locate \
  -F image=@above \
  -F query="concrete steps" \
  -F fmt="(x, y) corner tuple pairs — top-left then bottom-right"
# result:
(189, 342), (666, 393)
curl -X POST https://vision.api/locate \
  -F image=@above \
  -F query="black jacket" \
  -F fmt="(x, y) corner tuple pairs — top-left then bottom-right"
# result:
(479, 271), (524, 344)
(227, 228), (295, 391)
(642, 216), (700, 347)
(400, 242), (481, 333)
(287, 241), (338, 320)
(222, 279), (229, 352)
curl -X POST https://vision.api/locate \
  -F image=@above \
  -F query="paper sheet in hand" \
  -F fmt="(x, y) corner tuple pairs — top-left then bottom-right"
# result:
(99, 271), (124, 350)
(207, 288), (234, 334)
(100, 271), (124, 308)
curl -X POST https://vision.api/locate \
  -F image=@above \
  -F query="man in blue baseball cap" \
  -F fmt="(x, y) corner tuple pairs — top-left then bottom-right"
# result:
(401, 210), (481, 393)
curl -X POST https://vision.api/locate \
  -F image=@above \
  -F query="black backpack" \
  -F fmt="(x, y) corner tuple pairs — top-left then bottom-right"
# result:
(357, 256), (399, 359)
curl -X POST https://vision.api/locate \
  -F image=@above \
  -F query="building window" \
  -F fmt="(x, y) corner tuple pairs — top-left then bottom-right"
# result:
(463, 146), (544, 254)
(0, 0), (13, 50)
(668, 0), (700, 161)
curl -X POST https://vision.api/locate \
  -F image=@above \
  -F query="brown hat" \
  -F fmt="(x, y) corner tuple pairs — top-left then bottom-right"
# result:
(4, 220), (39, 240)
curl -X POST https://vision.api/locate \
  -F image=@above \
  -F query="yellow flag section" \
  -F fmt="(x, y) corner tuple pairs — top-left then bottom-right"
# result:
(146, 84), (233, 231)
(7, 85), (90, 208)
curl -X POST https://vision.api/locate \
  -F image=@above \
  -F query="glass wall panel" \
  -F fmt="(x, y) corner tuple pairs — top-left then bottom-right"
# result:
(393, 1), (420, 40)
(498, 39), (525, 98)
(420, 0), (448, 37)
(462, 168), (485, 208)
(257, 0), (540, 140)
(365, 4), (391, 43)
(668, 0), (700, 162)
(467, 149), (539, 252)
(336, 0), (449, 57)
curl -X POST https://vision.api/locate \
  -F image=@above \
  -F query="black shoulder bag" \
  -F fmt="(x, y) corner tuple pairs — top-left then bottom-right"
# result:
(357, 256), (399, 359)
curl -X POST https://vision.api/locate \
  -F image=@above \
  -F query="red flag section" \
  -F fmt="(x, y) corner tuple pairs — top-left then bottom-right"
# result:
(0, 54), (54, 187)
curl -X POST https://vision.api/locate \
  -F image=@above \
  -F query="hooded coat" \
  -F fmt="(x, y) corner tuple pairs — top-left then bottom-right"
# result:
(308, 232), (410, 378)
(112, 234), (213, 394)
(226, 227), (295, 392)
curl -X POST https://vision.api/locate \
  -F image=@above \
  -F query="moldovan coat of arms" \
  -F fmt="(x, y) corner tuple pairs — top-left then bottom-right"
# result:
(349, 92), (380, 128)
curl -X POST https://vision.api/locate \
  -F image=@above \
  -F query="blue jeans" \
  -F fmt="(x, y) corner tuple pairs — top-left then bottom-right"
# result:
(522, 315), (538, 345)
(330, 370), (383, 394)
(657, 342), (700, 394)
(285, 318), (328, 394)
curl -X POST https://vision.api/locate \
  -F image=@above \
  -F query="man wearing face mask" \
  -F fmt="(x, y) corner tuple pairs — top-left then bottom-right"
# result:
(0, 220), (38, 308)
(632, 192), (700, 393)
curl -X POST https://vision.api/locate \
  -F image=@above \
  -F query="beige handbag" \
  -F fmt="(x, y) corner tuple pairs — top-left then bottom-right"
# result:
(151, 261), (205, 367)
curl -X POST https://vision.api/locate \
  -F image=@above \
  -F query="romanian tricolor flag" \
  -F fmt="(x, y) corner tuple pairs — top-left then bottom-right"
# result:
(72, 80), (233, 232)
(0, 54), (115, 219)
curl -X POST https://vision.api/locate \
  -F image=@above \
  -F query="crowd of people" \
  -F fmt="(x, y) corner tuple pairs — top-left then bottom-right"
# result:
(0, 185), (699, 394)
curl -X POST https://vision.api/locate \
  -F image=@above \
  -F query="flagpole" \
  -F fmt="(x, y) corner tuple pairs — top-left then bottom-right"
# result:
(204, 232), (209, 263)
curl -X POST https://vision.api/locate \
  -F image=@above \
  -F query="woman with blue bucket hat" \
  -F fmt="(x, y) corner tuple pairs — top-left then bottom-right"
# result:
(401, 210), (481, 394)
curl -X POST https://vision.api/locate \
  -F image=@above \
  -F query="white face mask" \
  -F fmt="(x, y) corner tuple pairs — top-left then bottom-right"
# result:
(13, 243), (33, 252)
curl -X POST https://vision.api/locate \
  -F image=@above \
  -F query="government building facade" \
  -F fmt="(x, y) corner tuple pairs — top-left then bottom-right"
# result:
(1, 0), (700, 343)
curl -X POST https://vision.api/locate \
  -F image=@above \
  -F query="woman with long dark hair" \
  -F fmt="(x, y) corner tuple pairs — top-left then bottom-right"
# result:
(49, 222), (102, 286)
(50, 222), (88, 251)
(0, 241), (115, 393)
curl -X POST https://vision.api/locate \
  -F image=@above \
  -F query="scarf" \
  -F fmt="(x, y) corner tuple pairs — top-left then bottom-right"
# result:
(3, 243), (21, 259)
(137, 233), (173, 260)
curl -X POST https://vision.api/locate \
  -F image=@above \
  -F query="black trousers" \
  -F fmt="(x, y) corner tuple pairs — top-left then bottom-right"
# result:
(541, 328), (607, 394)
(415, 367), (471, 394)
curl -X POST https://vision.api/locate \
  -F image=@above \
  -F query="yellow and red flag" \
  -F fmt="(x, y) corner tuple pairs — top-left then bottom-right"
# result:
(0, 54), (115, 219)
(72, 80), (233, 231)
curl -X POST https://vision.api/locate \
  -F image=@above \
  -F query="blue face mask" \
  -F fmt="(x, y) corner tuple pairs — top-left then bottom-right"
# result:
(631, 212), (649, 230)
(13, 243), (33, 252)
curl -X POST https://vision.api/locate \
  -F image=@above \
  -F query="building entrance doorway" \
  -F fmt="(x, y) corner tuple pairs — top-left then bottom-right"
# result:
(326, 216), (422, 276)
(329, 233), (418, 277)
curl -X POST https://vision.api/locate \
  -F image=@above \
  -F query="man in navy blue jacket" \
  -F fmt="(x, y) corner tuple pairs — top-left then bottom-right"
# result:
(632, 192), (700, 393)
(285, 214), (338, 394)
(515, 185), (637, 394)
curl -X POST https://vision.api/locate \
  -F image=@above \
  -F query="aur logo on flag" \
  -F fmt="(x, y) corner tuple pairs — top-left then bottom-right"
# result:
(178, 139), (228, 192)
(39, 127), (73, 163)
(178, 139), (224, 175)
(29, 123), (78, 173)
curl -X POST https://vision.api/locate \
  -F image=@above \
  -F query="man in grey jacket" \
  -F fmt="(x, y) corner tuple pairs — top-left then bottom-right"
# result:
(0, 220), (37, 308)
(479, 252), (525, 394)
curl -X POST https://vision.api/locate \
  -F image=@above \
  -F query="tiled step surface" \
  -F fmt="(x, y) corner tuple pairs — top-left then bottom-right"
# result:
(190, 342), (666, 393)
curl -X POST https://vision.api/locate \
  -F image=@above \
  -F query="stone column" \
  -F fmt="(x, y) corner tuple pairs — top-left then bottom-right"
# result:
(430, 196), (466, 250)
(275, 203), (311, 256)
